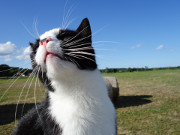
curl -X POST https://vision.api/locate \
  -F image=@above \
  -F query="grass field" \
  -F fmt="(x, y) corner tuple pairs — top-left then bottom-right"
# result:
(0, 69), (180, 135)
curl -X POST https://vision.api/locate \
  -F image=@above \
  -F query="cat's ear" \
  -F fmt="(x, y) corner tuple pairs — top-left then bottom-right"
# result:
(29, 42), (33, 47)
(29, 39), (39, 51)
(76, 18), (91, 40)
(29, 42), (35, 51)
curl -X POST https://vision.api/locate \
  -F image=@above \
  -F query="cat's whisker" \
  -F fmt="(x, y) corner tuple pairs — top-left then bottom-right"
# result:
(31, 58), (36, 63)
(41, 69), (45, 85)
(64, 46), (113, 51)
(62, 34), (90, 47)
(0, 67), (17, 73)
(64, 18), (76, 30)
(66, 53), (95, 63)
(65, 56), (80, 68)
(20, 66), (38, 117)
(32, 18), (38, 38)
(62, 26), (106, 48)
(64, 5), (75, 29)
(33, 67), (42, 122)
(62, 26), (89, 47)
(63, 42), (91, 48)
(62, 45), (110, 52)
(69, 40), (116, 46)
(0, 60), (31, 83)
(37, 73), (45, 96)
(7, 68), (27, 83)
(64, 42), (98, 49)
(62, 47), (93, 51)
(31, 62), (37, 66)
(14, 69), (36, 126)
(62, 0), (69, 28)
(21, 22), (37, 39)
(64, 2), (78, 29)
(66, 51), (101, 58)
(62, 36), (90, 48)
(0, 62), (30, 73)
(34, 17), (40, 38)
(92, 40), (120, 49)
(0, 69), (29, 102)
(31, 59), (38, 66)
(46, 81), (52, 87)
(93, 40), (121, 44)
(34, 66), (44, 95)
(65, 40), (119, 49)
(71, 58), (80, 68)
(34, 67), (45, 123)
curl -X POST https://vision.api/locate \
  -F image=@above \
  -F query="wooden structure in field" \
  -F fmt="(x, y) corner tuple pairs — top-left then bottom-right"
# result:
(103, 76), (119, 102)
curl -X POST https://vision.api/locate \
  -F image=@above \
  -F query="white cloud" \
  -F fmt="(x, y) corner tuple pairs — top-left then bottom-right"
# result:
(16, 46), (32, 60)
(0, 41), (16, 56)
(131, 43), (142, 49)
(0, 41), (32, 64)
(156, 45), (164, 50)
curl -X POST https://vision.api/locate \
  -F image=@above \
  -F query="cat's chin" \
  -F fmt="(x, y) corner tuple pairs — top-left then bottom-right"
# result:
(46, 56), (78, 80)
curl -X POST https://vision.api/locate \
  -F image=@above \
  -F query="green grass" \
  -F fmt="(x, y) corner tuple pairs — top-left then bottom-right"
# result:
(0, 69), (180, 135)
(103, 69), (180, 135)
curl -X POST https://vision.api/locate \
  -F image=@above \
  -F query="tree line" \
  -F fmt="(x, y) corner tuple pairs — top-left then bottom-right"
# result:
(100, 66), (180, 73)
(1, 64), (180, 76)
(0, 64), (32, 77)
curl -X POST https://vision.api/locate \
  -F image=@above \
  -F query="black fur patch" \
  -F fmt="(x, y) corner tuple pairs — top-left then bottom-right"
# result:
(13, 95), (62, 135)
(57, 18), (97, 70)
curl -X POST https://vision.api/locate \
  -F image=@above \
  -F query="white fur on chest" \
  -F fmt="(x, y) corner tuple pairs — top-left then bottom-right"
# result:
(48, 69), (116, 135)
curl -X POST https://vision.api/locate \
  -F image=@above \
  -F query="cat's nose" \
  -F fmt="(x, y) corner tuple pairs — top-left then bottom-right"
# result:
(40, 38), (52, 47)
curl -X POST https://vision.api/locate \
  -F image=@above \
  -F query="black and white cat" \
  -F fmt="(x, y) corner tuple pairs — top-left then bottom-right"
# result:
(13, 18), (116, 135)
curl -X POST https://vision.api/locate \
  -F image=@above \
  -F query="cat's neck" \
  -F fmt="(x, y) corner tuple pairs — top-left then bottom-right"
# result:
(48, 69), (107, 98)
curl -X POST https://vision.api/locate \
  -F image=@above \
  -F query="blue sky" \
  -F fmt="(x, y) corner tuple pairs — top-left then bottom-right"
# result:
(0, 0), (180, 69)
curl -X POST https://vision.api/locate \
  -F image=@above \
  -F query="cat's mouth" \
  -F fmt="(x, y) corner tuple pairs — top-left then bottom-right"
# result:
(45, 52), (62, 62)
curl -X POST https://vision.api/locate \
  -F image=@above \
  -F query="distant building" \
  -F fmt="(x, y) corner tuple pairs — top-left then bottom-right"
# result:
(28, 73), (32, 76)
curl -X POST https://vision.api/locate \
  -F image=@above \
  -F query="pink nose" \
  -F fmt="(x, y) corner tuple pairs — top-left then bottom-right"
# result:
(40, 38), (52, 46)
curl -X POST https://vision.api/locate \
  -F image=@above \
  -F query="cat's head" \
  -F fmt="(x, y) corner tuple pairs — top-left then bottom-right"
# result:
(30, 18), (97, 86)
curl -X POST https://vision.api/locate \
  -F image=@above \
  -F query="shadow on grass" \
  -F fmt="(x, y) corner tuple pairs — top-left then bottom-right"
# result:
(0, 95), (152, 125)
(0, 103), (35, 125)
(114, 95), (152, 108)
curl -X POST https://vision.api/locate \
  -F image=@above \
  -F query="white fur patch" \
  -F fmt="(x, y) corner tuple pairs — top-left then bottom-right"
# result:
(48, 69), (116, 135)
(40, 28), (60, 41)
(35, 45), (47, 70)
